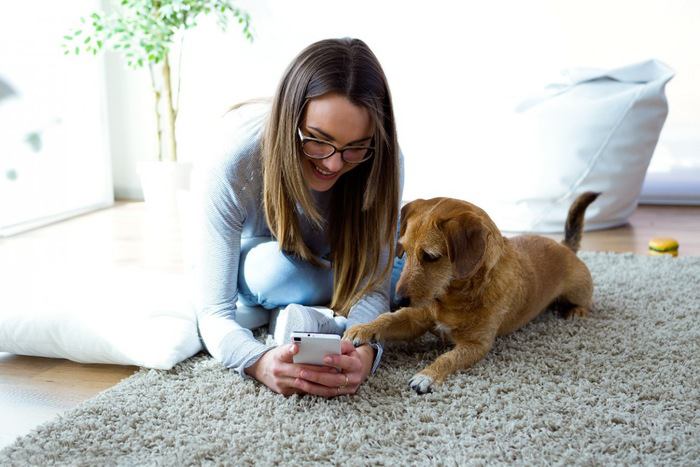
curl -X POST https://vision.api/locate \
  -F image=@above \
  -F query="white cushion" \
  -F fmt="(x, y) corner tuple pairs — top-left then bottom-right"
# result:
(470, 59), (674, 233)
(0, 264), (201, 370)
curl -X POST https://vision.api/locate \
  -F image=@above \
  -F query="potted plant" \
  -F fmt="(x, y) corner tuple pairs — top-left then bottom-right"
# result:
(64, 0), (252, 213)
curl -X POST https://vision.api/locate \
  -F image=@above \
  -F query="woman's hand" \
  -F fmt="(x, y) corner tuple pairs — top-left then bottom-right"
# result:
(244, 344), (336, 396)
(245, 341), (374, 397)
(294, 340), (374, 397)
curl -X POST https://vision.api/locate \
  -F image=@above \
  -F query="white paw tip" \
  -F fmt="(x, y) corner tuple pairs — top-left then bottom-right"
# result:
(409, 374), (434, 394)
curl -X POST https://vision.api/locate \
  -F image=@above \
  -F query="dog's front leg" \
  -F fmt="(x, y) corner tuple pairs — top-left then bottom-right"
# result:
(343, 307), (433, 346)
(409, 339), (493, 394)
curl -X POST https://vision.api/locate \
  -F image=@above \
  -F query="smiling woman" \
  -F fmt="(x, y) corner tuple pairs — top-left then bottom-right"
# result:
(193, 37), (404, 398)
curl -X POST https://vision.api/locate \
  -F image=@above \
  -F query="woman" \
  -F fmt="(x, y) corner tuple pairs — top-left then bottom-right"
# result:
(194, 37), (403, 397)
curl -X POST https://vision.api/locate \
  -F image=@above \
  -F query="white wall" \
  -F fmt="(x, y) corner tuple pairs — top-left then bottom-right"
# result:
(107, 0), (700, 203)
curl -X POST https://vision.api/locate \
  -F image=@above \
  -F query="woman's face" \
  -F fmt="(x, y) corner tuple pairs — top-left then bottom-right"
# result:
(300, 93), (373, 192)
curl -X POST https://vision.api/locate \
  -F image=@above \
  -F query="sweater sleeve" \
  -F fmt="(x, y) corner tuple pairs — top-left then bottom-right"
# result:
(192, 141), (275, 378)
(345, 149), (405, 374)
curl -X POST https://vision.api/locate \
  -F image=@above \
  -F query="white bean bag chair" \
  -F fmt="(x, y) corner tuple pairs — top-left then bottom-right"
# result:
(472, 59), (674, 233)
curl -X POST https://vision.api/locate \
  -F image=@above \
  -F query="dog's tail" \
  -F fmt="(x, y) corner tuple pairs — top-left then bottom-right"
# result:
(562, 192), (601, 253)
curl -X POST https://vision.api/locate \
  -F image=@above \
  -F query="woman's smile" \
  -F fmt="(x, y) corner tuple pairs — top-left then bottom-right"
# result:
(310, 160), (339, 179)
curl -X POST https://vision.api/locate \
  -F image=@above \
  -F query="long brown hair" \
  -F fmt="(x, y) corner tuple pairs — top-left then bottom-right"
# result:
(262, 38), (400, 316)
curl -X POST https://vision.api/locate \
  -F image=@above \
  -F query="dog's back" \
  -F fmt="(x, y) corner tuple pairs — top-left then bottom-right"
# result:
(498, 192), (600, 334)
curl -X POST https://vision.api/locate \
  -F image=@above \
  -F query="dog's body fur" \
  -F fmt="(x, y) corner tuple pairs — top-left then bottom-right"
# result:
(344, 192), (600, 394)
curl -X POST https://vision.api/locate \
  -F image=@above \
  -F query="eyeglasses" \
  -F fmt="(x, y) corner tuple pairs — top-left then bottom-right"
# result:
(297, 128), (375, 164)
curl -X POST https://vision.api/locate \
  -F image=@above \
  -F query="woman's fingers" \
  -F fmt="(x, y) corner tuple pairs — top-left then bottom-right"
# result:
(292, 376), (358, 398)
(296, 363), (338, 373)
(340, 339), (356, 354)
(276, 344), (298, 363)
(272, 377), (302, 396)
(322, 352), (361, 373)
(274, 370), (357, 398)
(298, 367), (352, 388)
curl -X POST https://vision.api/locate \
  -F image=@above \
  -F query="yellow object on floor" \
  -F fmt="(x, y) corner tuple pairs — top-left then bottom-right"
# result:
(648, 237), (679, 257)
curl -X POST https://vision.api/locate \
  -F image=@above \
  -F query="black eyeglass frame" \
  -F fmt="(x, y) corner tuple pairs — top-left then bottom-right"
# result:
(297, 128), (375, 164)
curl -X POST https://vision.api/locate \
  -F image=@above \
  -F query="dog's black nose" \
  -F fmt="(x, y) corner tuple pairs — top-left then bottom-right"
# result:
(396, 296), (411, 308)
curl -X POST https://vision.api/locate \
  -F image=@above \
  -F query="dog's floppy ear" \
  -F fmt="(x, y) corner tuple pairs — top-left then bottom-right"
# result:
(442, 215), (487, 280)
(399, 199), (426, 238)
(399, 201), (416, 239)
(397, 201), (416, 258)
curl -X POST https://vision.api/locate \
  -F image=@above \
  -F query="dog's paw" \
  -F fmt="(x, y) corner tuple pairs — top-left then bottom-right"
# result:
(409, 373), (435, 395)
(343, 324), (382, 347)
(560, 306), (589, 320)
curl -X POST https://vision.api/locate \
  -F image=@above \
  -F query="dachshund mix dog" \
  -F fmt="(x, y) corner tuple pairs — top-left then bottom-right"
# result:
(344, 192), (600, 394)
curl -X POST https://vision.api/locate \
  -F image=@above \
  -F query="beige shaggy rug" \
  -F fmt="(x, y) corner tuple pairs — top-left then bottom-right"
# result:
(1, 252), (698, 465)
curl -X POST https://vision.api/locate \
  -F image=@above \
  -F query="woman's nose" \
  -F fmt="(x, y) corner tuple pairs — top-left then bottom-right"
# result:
(322, 152), (345, 172)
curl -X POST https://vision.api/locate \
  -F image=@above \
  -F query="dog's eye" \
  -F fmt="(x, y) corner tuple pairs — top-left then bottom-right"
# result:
(421, 251), (440, 263)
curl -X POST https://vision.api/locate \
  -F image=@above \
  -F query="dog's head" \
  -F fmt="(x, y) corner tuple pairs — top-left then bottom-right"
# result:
(395, 197), (504, 307)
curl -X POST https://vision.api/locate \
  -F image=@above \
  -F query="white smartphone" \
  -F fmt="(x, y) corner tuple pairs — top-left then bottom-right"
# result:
(291, 332), (341, 366)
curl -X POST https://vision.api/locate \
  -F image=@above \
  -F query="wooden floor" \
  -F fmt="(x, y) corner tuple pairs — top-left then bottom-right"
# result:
(1, 201), (699, 448)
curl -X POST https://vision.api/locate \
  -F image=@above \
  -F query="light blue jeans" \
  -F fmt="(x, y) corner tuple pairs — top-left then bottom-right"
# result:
(234, 236), (405, 330)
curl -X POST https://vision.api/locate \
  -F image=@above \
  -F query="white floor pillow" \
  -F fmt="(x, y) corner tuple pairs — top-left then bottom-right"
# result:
(0, 265), (201, 369)
(472, 59), (674, 233)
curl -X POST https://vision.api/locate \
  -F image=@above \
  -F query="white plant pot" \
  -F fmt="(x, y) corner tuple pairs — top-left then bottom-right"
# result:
(136, 160), (192, 217)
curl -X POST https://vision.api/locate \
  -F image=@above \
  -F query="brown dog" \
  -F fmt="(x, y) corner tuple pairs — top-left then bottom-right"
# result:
(344, 192), (600, 394)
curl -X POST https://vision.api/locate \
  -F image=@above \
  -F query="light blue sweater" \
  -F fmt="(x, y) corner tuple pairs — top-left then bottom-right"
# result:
(192, 104), (403, 377)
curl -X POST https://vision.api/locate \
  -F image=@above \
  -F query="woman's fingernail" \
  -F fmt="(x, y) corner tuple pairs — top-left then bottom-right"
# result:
(324, 357), (332, 364)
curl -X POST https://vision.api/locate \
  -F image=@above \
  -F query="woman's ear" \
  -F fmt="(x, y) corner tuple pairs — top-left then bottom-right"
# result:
(441, 214), (487, 280)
